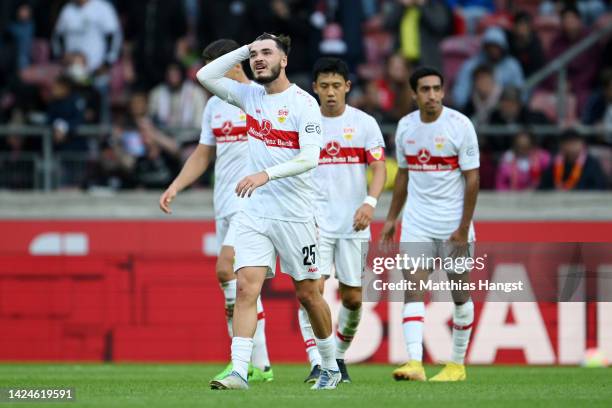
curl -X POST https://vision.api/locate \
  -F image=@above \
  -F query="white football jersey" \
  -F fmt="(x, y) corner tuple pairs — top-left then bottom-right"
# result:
(314, 105), (386, 238)
(199, 95), (249, 219)
(223, 82), (323, 222)
(395, 107), (480, 239)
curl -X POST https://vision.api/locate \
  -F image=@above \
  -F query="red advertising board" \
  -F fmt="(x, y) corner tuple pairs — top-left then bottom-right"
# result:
(0, 220), (610, 364)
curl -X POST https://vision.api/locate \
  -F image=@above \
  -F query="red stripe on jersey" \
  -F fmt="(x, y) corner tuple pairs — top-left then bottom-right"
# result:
(453, 322), (473, 331)
(212, 126), (247, 137)
(405, 155), (459, 171)
(319, 147), (366, 165)
(336, 331), (354, 343)
(304, 339), (316, 349)
(257, 311), (265, 321)
(212, 127), (248, 144)
(403, 316), (424, 323)
(246, 114), (300, 149)
(366, 146), (386, 164)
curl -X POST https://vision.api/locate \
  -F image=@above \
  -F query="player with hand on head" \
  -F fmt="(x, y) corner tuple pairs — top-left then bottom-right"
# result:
(381, 67), (480, 382)
(196, 33), (341, 390)
(298, 57), (386, 384)
(159, 39), (273, 383)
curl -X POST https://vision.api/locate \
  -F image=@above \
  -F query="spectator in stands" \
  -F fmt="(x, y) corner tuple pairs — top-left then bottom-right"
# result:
(463, 64), (502, 125)
(506, 10), (545, 78)
(445, 0), (495, 34)
(581, 70), (612, 142)
(540, 129), (607, 190)
(6, 1), (34, 71)
(197, 0), (258, 56)
(489, 86), (550, 126)
(52, 0), (122, 124)
(256, 0), (314, 87)
(496, 130), (551, 190)
(382, 0), (454, 71)
(364, 53), (415, 121)
(312, 0), (366, 71)
(546, 5), (600, 110)
(64, 53), (102, 124)
(47, 75), (87, 152)
(122, 0), (187, 90)
(147, 61), (206, 131)
(452, 26), (524, 109)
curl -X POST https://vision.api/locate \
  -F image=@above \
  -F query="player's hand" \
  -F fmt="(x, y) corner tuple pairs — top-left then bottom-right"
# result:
(380, 220), (397, 244)
(448, 226), (469, 257)
(159, 186), (177, 214)
(353, 203), (374, 231)
(236, 171), (269, 198)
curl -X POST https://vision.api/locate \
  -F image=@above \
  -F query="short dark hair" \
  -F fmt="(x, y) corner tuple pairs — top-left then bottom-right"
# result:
(202, 39), (240, 62)
(312, 57), (350, 82)
(254, 32), (291, 55)
(409, 66), (444, 92)
(473, 64), (494, 80)
(513, 10), (532, 24)
(560, 5), (581, 19)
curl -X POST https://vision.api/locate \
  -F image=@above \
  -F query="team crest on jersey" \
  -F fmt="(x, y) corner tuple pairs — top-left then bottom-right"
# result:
(277, 108), (289, 123)
(221, 120), (233, 135)
(370, 146), (383, 160)
(434, 136), (446, 150)
(417, 148), (431, 163)
(343, 127), (354, 140)
(239, 111), (246, 121)
(325, 140), (341, 156)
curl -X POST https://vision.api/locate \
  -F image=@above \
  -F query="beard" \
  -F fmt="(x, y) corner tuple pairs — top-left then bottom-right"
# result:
(254, 64), (281, 84)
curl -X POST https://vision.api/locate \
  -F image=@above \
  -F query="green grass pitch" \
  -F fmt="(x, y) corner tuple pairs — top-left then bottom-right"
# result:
(1, 363), (611, 407)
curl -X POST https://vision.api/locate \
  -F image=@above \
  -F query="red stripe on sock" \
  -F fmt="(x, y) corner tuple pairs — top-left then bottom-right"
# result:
(257, 311), (265, 320)
(403, 316), (424, 323)
(453, 322), (473, 331)
(305, 339), (316, 349)
(336, 331), (354, 343)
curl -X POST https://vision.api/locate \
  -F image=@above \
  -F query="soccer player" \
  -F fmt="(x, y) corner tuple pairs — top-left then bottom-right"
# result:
(381, 67), (480, 382)
(298, 57), (386, 383)
(196, 33), (341, 390)
(159, 39), (273, 383)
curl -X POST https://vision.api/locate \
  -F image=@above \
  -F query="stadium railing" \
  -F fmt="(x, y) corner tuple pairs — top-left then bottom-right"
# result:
(523, 20), (612, 124)
(0, 122), (608, 192)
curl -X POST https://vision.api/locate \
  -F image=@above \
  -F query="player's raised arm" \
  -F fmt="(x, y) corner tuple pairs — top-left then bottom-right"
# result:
(196, 45), (250, 107)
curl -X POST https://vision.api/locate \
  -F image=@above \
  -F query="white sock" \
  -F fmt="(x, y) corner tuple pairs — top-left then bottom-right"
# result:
(335, 305), (362, 359)
(315, 334), (339, 371)
(402, 302), (425, 361)
(451, 300), (474, 364)
(298, 306), (322, 367)
(231, 337), (253, 381)
(251, 296), (270, 370)
(220, 279), (237, 338)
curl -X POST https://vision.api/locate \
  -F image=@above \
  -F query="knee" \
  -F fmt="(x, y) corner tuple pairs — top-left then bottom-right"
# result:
(216, 255), (235, 283)
(235, 273), (259, 302)
(341, 289), (362, 310)
(296, 287), (320, 310)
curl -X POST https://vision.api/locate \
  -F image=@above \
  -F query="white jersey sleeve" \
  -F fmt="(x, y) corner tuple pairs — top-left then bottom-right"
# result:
(395, 119), (409, 169)
(199, 100), (215, 146)
(363, 114), (386, 163)
(297, 99), (324, 148)
(458, 119), (480, 171)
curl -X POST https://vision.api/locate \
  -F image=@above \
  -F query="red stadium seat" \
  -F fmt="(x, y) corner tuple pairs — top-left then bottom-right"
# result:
(529, 90), (577, 125)
(31, 38), (51, 64)
(440, 35), (481, 91)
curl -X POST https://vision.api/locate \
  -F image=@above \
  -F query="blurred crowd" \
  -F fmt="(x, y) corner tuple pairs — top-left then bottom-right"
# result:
(0, 0), (611, 191)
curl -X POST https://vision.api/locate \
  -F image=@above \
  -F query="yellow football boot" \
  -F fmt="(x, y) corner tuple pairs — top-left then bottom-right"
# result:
(429, 362), (466, 382)
(392, 360), (427, 381)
